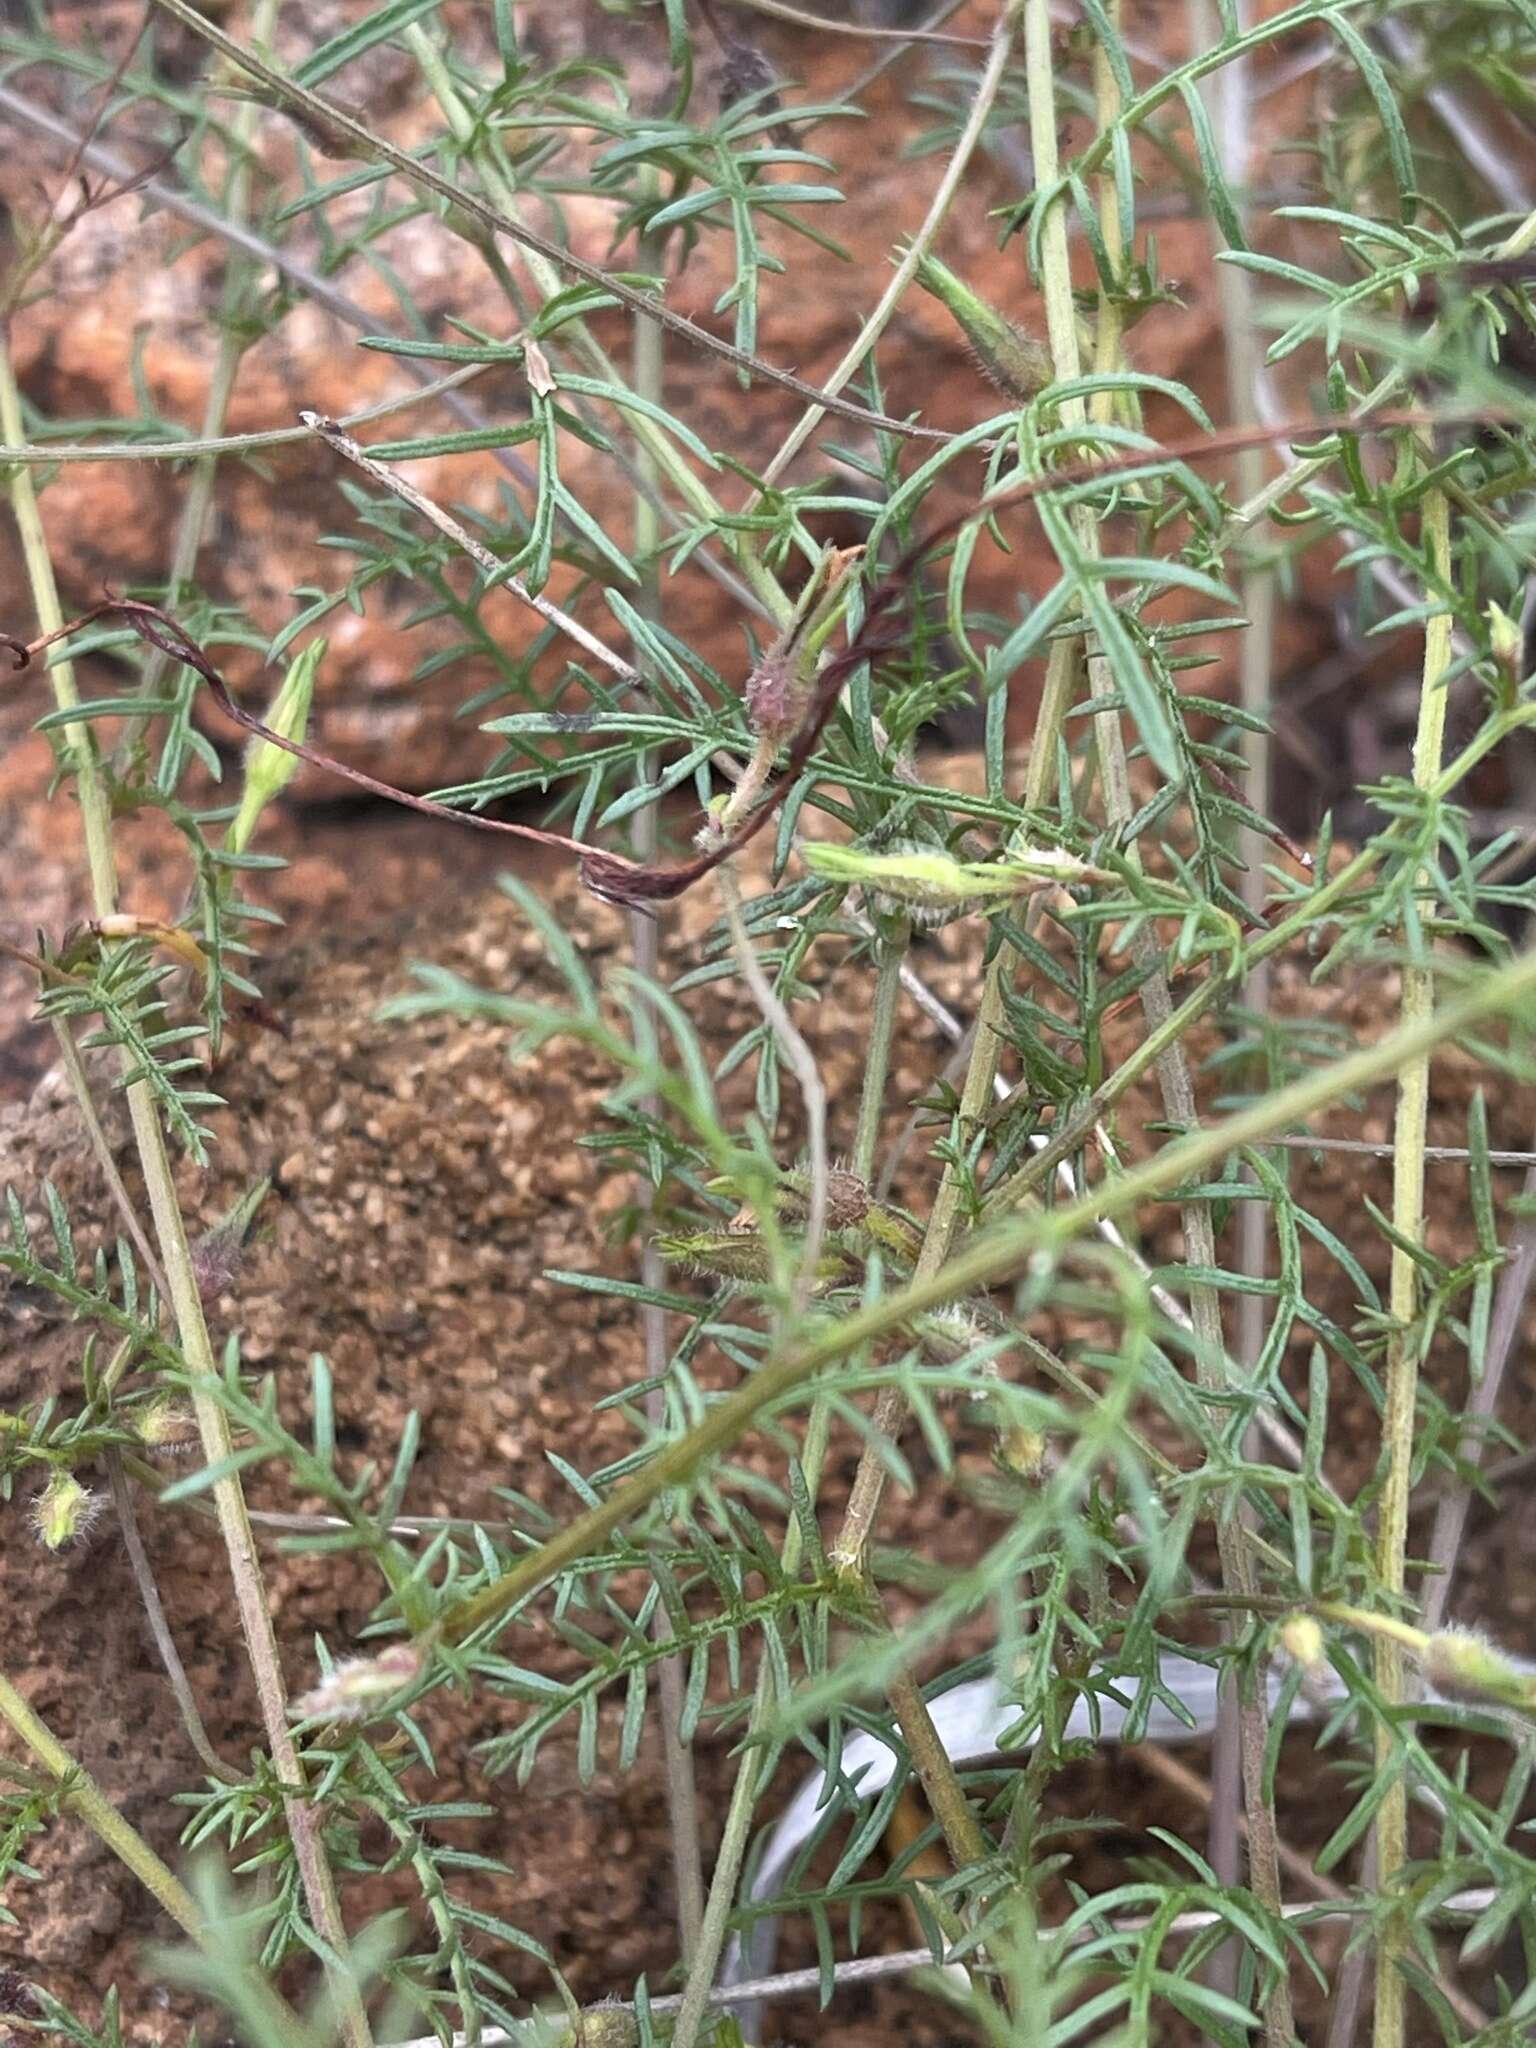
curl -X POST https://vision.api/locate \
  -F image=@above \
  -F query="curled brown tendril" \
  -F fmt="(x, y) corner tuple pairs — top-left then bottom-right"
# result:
(2, 403), (1503, 905)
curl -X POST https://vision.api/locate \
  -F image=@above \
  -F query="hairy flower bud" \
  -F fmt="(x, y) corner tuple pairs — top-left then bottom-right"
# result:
(746, 546), (863, 743)
(292, 1642), (424, 1724)
(32, 1471), (101, 1550)
(1279, 1613), (1326, 1674)
(1422, 1626), (1536, 1714)
(803, 839), (1097, 926)
(994, 1421), (1048, 1479)
(913, 252), (1051, 402)
(134, 1396), (200, 1456)
(228, 638), (325, 855)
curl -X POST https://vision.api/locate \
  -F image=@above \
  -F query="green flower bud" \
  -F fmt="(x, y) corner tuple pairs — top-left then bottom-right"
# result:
(1279, 1613), (1326, 1675)
(802, 839), (1096, 924)
(553, 2002), (640, 2048)
(1422, 1627), (1536, 1714)
(32, 1471), (101, 1550)
(913, 252), (1051, 402)
(228, 638), (326, 855)
(656, 1231), (857, 1291)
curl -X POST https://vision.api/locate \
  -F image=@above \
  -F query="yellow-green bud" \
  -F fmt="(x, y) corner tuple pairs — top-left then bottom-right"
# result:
(1422, 1627), (1536, 1714)
(1279, 1613), (1326, 1674)
(32, 1471), (101, 1550)
(913, 252), (1051, 402)
(802, 839), (1096, 925)
(134, 1396), (199, 1456)
(994, 1422), (1047, 1479)
(553, 2002), (641, 2048)
(1487, 600), (1524, 680)
(656, 1231), (857, 1290)
(228, 638), (325, 854)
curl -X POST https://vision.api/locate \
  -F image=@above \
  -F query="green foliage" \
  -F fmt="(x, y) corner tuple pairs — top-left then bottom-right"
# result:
(3, 0), (1536, 2043)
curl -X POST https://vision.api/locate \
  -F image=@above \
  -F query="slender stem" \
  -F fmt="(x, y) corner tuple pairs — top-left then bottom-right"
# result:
(852, 920), (910, 1184)
(626, 223), (706, 1964)
(718, 862), (829, 1309)
(750, 6), (1020, 498)
(0, 327), (371, 2048)
(1421, 1138), (1536, 1630)
(107, 1454), (236, 1782)
(47, 1016), (170, 1300)
(1372, 482), (1454, 2048)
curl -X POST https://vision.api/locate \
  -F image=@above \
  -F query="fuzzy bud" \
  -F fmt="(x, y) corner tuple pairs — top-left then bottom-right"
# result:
(1279, 1613), (1326, 1675)
(134, 1396), (200, 1457)
(189, 1224), (246, 1303)
(32, 1472), (101, 1550)
(291, 1642), (424, 1724)
(778, 1166), (870, 1232)
(555, 2002), (641, 2048)
(746, 545), (862, 743)
(228, 638), (325, 855)
(802, 839), (1096, 926)
(656, 1230), (857, 1291)
(1422, 1627), (1536, 1714)
(994, 1422), (1047, 1480)
(913, 252), (1051, 402)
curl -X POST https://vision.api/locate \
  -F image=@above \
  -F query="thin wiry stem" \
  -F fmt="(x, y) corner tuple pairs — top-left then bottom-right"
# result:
(626, 228), (705, 1964)
(852, 918), (910, 1184)
(1190, 0), (1274, 2000)
(1421, 1141), (1536, 1631)
(717, 860), (828, 1311)
(750, 6), (1020, 497)
(106, 1453), (236, 1784)
(301, 413), (643, 691)
(1373, 479), (1454, 2048)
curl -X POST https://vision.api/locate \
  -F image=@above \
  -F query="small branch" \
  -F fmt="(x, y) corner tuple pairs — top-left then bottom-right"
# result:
(107, 1455), (237, 1782)
(302, 412), (644, 691)
(1421, 1140), (1536, 1630)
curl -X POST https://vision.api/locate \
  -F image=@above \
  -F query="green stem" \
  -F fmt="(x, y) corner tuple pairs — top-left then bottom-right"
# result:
(1372, 483), (1454, 2048)
(0, 327), (372, 2048)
